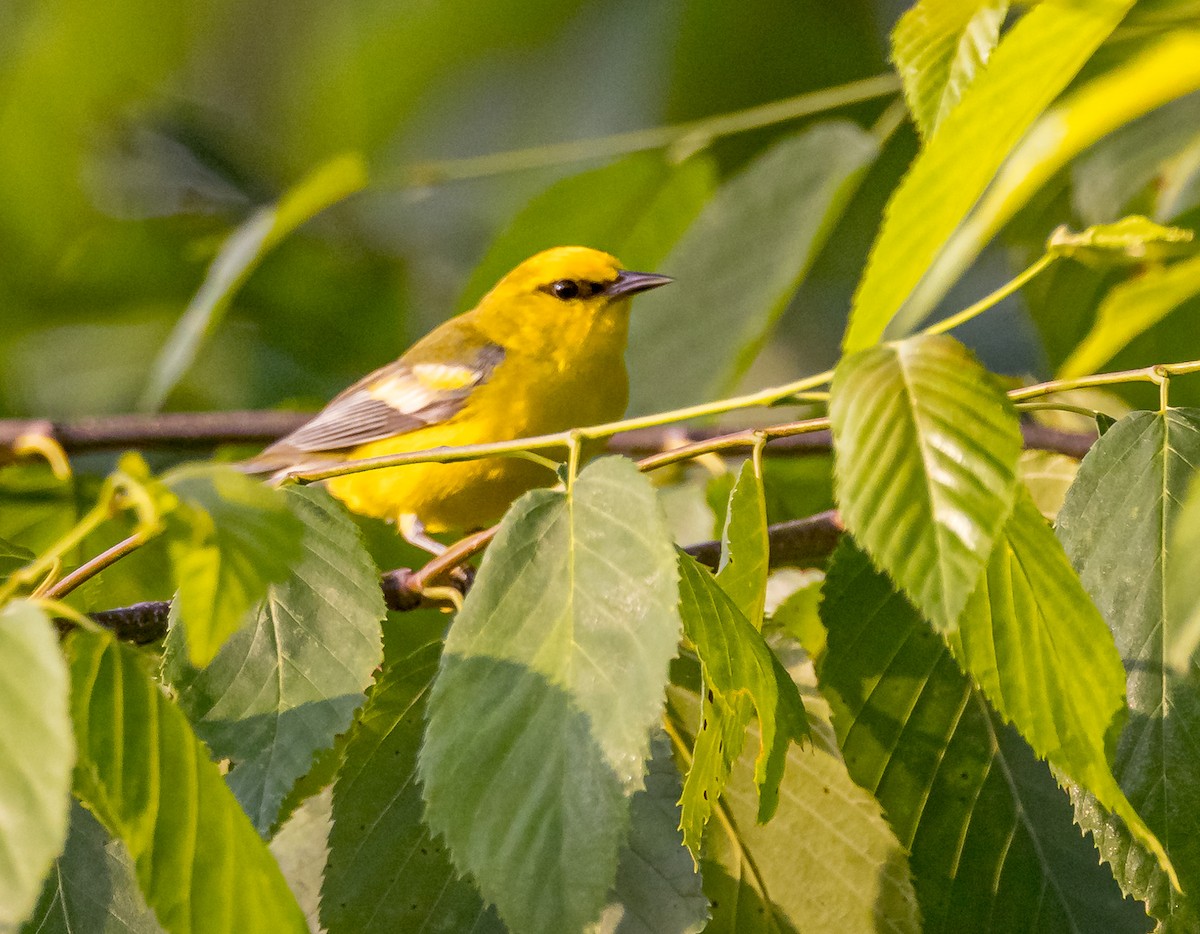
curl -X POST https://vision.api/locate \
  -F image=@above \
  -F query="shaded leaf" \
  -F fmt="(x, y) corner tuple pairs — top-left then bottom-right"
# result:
(67, 629), (307, 933)
(668, 648), (920, 933)
(163, 487), (383, 835)
(0, 533), (34, 580)
(323, 629), (501, 934)
(844, 0), (1135, 350)
(457, 152), (715, 312)
(1059, 252), (1200, 379)
(629, 122), (877, 414)
(268, 789), (330, 932)
(588, 734), (709, 934)
(23, 799), (162, 934)
(420, 457), (681, 934)
(948, 490), (1173, 887)
(1046, 216), (1195, 267)
(139, 153), (367, 411)
(676, 553), (808, 855)
(715, 459), (768, 630)
(891, 0), (1010, 139)
(161, 464), (304, 668)
(1058, 409), (1200, 923)
(819, 539), (1151, 933)
(0, 601), (73, 929)
(1071, 90), (1200, 225)
(829, 333), (1022, 631)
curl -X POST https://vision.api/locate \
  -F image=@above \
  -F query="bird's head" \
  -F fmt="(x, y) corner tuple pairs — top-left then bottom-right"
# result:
(475, 246), (672, 343)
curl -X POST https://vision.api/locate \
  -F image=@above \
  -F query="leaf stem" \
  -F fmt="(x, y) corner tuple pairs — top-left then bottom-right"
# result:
(42, 530), (154, 601)
(0, 494), (114, 603)
(382, 74), (901, 187)
(921, 254), (1056, 338)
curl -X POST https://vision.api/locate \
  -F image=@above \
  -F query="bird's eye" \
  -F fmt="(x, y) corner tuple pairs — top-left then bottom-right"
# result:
(551, 279), (580, 300)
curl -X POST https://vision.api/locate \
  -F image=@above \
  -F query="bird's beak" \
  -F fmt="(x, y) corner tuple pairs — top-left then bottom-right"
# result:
(605, 270), (673, 299)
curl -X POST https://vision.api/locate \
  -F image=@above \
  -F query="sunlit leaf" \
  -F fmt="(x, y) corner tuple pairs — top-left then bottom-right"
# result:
(829, 333), (1022, 631)
(419, 457), (681, 934)
(1018, 450), (1080, 521)
(630, 122), (877, 414)
(164, 486), (383, 835)
(24, 799), (162, 934)
(161, 464), (304, 668)
(138, 152), (368, 411)
(844, 0), (1135, 351)
(819, 540), (1152, 933)
(891, 0), (1010, 139)
(268, 789), (329, 932)
(67, 629), (307, 933)
(0, 601), (73, 930)
(885, 29), (1200, 339)
(676, 553), (808, 856)
(457, 152), (715, 311)
(1058, 409), (1200, 923)
(1059, 252), (1200, 379)
(715, 459), (768, 630)
(668, 648), (920, 933)
(1047, 216), (1195, 266)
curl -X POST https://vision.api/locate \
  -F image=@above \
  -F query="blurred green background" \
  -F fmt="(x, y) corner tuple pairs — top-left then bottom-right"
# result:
(4, 0), (1198, 425)
(0, 0), (901, 419)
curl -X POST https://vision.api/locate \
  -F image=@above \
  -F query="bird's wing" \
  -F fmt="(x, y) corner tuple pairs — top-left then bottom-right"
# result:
(262, 341), (505, 456)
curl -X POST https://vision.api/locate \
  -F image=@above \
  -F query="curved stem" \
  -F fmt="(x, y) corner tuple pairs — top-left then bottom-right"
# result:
(43, 530), (153, 601)
(381, 74), (901, 188)
(922, 254), (1056, 338)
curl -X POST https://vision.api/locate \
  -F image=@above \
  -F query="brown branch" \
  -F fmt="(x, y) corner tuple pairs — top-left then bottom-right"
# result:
(0, 410), (1098, 460)
(81, 511), (847, 643)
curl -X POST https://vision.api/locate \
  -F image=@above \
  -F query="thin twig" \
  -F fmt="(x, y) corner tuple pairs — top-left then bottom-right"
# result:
(81, 511), (848, 641)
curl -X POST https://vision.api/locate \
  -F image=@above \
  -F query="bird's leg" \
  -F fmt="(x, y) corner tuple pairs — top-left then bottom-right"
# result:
(399, 513), (447, 556)
(399, 513), (473, 606)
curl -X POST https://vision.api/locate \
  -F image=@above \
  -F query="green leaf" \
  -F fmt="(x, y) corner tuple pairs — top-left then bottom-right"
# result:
(0, 465), (77, 561)
(1071, 88), (1200, 224)
(163, 487), (383, 835)
(0, 533), (34, 580)
(24, 799), (162, 934)
(819, 540), (1152, 933)
(161, 464), (304, 668)
(1047, 216), (1195, 267)
(891, 0), (1010, 139)
(322, 631), (501, 934)
(676, 553), (809, 856)
(587, 734), (709, 934)
(0, 601), (73, 930)
(419, 456), (681, 934)
(667, 649), (921, 933)
(1059, 252), (1200, 379)
(1057, 409), (1200, 921)
(1018, 450), (1080, 522)
(629, 122), (878, 415)
(138, 152), (367, 411)
(715, 459), (769, 630)
(829, 333), (1022, 631)
(456, 152), (715, 312)
(67, 629), (307, 933)
(887, 29), (1200, 340)
(946, 489), (1174, 887)
(843, 0), (1135, 351)
(1170, 473), (1200, 671)
(268, 789), (330, 931)
(767, 575), (826, 659)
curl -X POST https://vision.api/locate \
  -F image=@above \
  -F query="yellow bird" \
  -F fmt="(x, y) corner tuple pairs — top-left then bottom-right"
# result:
(249, 246), (671, 553)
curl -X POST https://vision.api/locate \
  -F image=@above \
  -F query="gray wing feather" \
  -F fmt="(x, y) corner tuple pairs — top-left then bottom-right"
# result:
(259, 343), (504, 456)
